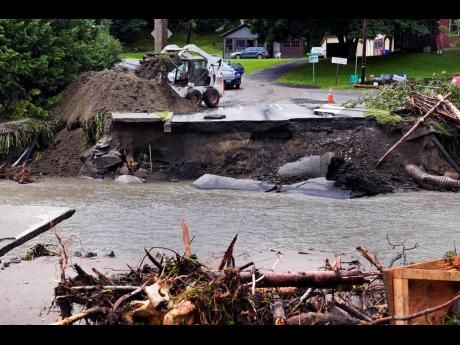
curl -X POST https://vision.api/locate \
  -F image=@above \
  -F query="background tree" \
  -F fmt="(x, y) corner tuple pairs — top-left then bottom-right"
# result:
(110, 19), (148, 43)
(0, 19), (121, 120)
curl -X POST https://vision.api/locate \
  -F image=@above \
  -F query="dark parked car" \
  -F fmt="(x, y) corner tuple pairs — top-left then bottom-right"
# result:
(222, 62), (244, 89)
(230, 47), (269, 59)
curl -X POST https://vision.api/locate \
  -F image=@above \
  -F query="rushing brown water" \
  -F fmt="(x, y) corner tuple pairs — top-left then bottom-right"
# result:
(1, 177), (459, 265)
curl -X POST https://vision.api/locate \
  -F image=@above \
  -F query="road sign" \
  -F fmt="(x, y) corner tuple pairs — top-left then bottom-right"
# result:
(309, 55), (319, 63)
(151, 29), (173, 39)
(331, 57), (347, 65)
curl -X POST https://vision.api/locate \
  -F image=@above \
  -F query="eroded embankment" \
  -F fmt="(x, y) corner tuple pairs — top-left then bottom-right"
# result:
(32, 116), (453, 197)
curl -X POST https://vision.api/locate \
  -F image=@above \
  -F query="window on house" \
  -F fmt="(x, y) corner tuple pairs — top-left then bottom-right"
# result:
(236, 40), (246, 50)
(449, 19), (460, 36)
(225, 39), (233, 52)
(291, 39), (300, 48)
(283, 41), (290, 48)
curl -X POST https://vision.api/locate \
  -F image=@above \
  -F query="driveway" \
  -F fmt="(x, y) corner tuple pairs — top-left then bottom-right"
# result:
(219, 60), (364, 108)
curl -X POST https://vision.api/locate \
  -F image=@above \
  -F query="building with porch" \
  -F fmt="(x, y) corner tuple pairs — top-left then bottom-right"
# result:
(221, 23), (306, 58)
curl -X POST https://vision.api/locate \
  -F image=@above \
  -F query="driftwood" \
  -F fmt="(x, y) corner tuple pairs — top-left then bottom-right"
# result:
(272, 295), (286, 325)
(356, 246), (384, 272)
(335, 301), (372, 322)
(430, 136), (460, 175)
(181, 220), (192, 257)
(52, 306), (111, 325)
(286, 307), (360, 325)
(237, 270), (373, 288)
(218, 234), (238, 270)
(376, 92), (452, 168)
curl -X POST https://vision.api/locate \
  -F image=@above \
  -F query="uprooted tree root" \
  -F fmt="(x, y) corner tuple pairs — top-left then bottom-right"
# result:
(0, 162), (38, 183)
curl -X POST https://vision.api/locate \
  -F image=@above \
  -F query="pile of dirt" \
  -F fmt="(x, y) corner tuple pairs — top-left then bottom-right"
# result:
(135, 54), (177, 83)
(31, 128), (86, 177)
(52, 69), (199, 125)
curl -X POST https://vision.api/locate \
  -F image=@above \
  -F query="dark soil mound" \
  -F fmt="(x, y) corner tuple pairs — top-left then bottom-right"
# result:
(31, 128), (86, 177)
(135, 55), (177, 83)
(52, 69), (198, 125)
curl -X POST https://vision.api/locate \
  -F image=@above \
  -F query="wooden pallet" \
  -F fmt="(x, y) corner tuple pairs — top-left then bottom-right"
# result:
(383, 257), (460, 325)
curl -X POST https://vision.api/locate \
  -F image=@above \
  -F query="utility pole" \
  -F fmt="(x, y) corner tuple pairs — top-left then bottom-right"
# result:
(154, 19), (169, 53)
(361, 19), (368, 83)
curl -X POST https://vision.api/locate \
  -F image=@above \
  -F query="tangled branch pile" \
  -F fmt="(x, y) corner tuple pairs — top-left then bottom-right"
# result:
(51, 223), (392, 325)
(0, 162), (37, 183)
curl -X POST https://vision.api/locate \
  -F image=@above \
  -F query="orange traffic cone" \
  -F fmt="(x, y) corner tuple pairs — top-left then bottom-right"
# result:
(327, 88), (334, 103)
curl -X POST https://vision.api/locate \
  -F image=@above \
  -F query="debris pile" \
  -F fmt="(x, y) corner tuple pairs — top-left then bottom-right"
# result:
(397, 91), (460, 128)
(0, 162), (37, 184)
(51, 222), (393, 325)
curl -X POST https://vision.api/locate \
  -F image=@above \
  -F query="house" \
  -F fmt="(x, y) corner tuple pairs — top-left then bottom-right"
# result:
(320, 34), (394, 58)
(439, 19), (460, 49)
(221, 23), (306, 58)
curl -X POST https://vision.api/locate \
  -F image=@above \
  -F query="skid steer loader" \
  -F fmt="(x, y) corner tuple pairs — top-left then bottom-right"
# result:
(161, 44), (225, 108)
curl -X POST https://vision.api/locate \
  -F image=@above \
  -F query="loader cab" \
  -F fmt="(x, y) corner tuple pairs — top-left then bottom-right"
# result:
(172, 57), (211, 87)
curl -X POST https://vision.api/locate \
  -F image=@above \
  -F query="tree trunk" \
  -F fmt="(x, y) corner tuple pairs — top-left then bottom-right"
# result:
(237, 270), (370, 288)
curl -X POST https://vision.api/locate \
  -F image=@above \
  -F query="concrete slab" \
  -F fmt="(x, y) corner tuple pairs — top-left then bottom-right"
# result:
(0, 206), (75, 257)
(112, 112), (172, 123)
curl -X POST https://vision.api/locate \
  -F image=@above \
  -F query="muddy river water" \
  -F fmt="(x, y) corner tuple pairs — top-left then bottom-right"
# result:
(1, 178), (459, 265)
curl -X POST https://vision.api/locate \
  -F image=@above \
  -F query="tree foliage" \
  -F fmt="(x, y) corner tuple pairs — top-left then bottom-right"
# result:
(0, 19), (121, 121)
(248, 19), (432, 58)
(110, 19), (149, 43)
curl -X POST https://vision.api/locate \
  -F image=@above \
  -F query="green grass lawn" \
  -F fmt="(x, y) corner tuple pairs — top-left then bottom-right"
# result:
(227, 58), (303, 75)
(119, 52), (145, 59)
(120, 31), (222, 57)
(277, 51), (460, 89)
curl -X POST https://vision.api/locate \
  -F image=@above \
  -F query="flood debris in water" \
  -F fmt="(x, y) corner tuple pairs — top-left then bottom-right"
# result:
(0, 162), (37, 184)
(46, 220), (458, 325)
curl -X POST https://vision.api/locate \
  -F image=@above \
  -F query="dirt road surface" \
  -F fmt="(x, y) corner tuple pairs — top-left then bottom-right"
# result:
(219, 60), (364, 108)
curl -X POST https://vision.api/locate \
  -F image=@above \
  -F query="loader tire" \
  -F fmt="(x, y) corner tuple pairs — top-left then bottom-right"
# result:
(186, 89), (203, 106)
(203, 88), (220, 108)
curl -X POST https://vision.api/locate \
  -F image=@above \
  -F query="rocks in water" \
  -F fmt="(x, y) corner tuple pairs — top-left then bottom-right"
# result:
(192, 174), (350, 199)
(118, 164), (130, 175)
(114, 174), (145, 184)
(193, 174), (274, 192)
(84, 252), (97, 258)
(104, 251), (115, 257)
(280, 177), (351, 199)
(74, 251), (82, 257)
(278, 152), (334, 178)
(134, 168), (149, 179)
(94, 150), (122, 170)
(326, 157), (393, 197)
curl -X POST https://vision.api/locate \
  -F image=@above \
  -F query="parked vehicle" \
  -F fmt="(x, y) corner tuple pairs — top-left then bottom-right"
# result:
(230, 47), (269, 59)
(222, 62), (245, 89)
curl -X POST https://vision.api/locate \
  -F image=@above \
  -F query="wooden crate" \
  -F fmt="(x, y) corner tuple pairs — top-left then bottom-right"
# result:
(383, 256), (460, 325)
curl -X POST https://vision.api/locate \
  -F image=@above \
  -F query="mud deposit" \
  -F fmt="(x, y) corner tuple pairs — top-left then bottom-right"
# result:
(52, 69), (199, 125)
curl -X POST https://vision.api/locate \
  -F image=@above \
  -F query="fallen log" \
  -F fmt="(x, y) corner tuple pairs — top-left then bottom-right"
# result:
(356, 246), (384, 272)
(52, 306), (111, 325)
(272, 295), (286, 325)
(237, 270), (372, 288)
(286, 307), (360, 325)
(376, 92), (452, 168)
